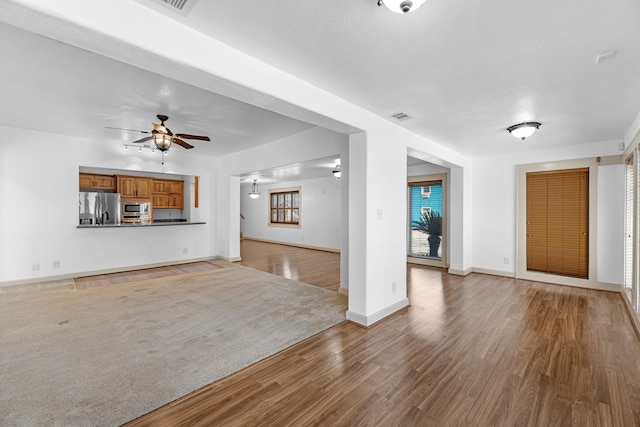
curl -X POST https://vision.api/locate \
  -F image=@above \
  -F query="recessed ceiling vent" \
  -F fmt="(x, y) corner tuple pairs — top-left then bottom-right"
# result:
(157, 0), (189, 11)
(391, 112), (411, 122)
(137, 0), (196, 16)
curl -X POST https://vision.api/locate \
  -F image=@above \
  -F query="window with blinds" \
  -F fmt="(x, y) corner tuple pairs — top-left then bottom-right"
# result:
(526, 168), (589, 279)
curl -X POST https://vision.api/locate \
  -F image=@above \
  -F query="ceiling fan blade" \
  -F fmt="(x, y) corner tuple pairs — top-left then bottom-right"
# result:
(175, 133), (211, 141)
(105, 126), (150, 134)
(173, 138), (194, 149)
(132, 136), (153, 144)
(152, 123), (169, 134)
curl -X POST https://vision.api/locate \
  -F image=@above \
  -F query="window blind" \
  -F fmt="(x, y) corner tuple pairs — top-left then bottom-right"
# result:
(526, 168), (589, 279)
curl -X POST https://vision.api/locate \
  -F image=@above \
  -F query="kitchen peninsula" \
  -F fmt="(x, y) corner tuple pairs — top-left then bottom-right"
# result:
(77, 221), (205, 228)
(78, 167), (204, 227)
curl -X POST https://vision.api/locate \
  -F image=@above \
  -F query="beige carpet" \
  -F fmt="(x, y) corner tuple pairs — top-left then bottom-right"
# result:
(0, 261), (346, 426)
(74, 261), (223, 290)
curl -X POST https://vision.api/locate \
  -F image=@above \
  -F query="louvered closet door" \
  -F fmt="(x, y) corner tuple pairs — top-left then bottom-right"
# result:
(526, 168), (589, 279)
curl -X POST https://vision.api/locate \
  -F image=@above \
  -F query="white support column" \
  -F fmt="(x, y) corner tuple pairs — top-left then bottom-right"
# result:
(346, 131), (409, 327)
(448, 165), (473, 275)
(228, 176), (241, 262)
(339, 148), (350, 295)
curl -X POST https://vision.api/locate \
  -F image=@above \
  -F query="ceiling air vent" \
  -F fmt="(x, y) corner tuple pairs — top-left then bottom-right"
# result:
(136, 0), (196, 16)
(157, 0), (188, 11)
(391, 112), (411, 122)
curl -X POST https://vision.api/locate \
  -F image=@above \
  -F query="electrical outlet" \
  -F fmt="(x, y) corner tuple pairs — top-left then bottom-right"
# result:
(32, 262), (40, 271)
(183, 248), (188, 254)
(52, 260), (60, 269)
(504, 257), (509, 265)
(392, 282), (397, 293)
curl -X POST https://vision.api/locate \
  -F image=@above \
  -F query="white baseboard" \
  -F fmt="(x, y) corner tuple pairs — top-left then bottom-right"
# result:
(472, 267), (516, 278)
(242, 237), (340, 254)
(516, 269), (622, 292)
(338, 286), (348, 296)
(0, 256), (219, 289)
(346, 298), (409, 327)
(448, 267), (472, 276)
(471, 267), (620, 292)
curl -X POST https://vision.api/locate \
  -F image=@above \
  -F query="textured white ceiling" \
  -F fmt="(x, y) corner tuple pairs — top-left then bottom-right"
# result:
(0, 21), (315, 158)
(159, 0), (640, 155)
(2, 0), (640, 166)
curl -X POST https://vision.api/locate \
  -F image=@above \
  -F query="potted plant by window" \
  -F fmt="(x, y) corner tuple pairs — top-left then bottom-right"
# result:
(412, 211), (442, 257)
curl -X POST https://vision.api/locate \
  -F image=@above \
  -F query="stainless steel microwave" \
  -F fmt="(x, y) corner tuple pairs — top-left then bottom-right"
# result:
(121, 201), (151, 224)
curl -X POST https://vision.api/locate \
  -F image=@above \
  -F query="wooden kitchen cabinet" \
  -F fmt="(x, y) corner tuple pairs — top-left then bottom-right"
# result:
(152, 194), (170, 208)
(152, 178), (184, 209)
(116, 175), (152, 199)
(79, 173), (115, 191)
(168, 194), (183, 209)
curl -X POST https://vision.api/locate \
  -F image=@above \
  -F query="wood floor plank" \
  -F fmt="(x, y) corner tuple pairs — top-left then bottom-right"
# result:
(124, 241), (640, 427)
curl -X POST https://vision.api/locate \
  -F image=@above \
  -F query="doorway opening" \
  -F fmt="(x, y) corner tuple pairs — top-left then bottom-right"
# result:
(407, 174), (447, 268)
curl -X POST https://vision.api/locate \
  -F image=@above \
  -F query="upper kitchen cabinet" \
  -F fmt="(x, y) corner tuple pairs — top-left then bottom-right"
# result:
(117, 175), (152, 199)
(79, 173), (115, 191)
(152, 178), (184, 209)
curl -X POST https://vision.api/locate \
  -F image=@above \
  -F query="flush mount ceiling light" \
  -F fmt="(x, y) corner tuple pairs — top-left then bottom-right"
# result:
(377, 0), (426, 14)
(507, 122), (542, 140)
(249, 180), (261, 199)
(332, 164), (342, 178)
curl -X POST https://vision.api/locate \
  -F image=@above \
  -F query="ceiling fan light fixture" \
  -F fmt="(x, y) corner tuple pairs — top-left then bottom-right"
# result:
(507, 121), (541, 140)
(249, 180), (261, 199)
(153, 133), (172, 151)
(377, 0), (426, 14)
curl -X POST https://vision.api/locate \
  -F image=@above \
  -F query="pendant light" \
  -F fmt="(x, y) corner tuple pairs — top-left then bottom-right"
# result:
(377, 0), (426, 14)
(249, 180), (261, 199)
(507, 122), (541, 140)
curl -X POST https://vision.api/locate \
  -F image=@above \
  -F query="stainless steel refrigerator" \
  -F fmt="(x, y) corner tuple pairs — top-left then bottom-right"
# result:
(79, 192), (121, 225)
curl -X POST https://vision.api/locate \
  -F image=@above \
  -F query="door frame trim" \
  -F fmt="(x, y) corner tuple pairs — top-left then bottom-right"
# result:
(407, 173), (447, 268)
(516, 158), (601, 289)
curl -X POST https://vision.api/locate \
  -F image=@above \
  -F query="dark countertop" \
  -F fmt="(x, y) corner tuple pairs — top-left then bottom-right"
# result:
(77, 221), (205, 228)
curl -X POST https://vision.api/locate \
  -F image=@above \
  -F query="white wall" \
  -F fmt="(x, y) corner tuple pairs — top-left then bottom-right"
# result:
(240, 176), (341, 250)
(0, 125), (216, 285)
(472, 140), (624, 285)
(597, 164), (625, 285)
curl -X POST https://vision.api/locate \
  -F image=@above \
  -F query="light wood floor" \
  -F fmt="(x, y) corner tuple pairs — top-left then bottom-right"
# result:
(125, 242), (640, 426)
(237, 239), (341, 292)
